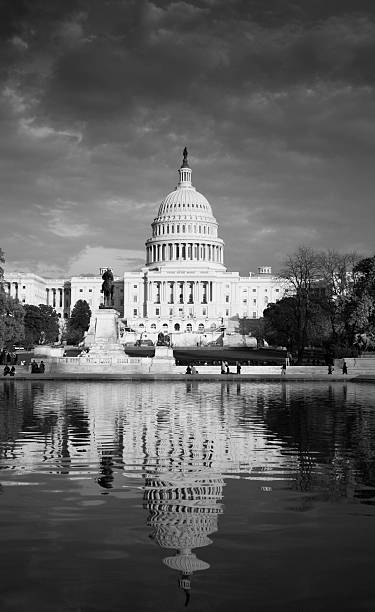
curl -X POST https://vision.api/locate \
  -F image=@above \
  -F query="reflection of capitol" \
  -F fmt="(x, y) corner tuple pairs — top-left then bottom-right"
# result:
(144, 470), (224, 605)
(0, 381), (298, 477)
(0, 381), (295, 603)
(2, 380), (375, 601)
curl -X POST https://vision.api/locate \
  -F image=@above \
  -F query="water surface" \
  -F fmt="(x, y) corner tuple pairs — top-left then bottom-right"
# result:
(0, 380), (374, 611)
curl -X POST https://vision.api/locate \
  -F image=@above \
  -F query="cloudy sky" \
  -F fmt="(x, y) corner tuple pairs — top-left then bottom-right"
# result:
(1, 0), (375, 278)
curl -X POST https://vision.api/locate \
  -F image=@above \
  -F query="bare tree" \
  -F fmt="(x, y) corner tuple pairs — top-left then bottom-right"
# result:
(279, 246), (322, 363)
(317, 250), (360, 339)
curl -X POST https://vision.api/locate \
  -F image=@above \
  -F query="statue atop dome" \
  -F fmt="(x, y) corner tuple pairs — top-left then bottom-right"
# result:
(181, 146), (189, 168)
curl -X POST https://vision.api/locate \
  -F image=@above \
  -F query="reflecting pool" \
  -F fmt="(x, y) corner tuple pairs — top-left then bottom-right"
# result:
(0, 380), (375, 611)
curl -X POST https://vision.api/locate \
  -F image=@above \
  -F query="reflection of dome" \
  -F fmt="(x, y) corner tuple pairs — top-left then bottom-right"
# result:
(163, 552), (209, 573)
(144, 468), (224, 599)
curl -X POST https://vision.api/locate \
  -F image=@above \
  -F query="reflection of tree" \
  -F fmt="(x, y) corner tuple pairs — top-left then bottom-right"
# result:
(143, 470), (224, 606)
(258, 384), (375, 504)
(0, 382), (91, 472)
(0, 381), (23, 459)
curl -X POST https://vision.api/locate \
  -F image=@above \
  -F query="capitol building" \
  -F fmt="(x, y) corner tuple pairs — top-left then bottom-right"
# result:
(4, 149), (284, 343)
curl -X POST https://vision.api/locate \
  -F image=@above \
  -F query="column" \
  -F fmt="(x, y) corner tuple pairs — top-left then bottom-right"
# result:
(52, 288), (56, 308)
(46, 288), (50, 305)
(59, 288), (63, 308)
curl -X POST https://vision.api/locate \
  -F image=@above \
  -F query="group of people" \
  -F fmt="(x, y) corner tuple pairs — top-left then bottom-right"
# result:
(328, 361), (348, 375)
(3, 365), (16, 377)
(185, 364), (199, 375)
(31, 360), (45, 374)
(221, 361), (242, 375)
(0, 351), (18, 366)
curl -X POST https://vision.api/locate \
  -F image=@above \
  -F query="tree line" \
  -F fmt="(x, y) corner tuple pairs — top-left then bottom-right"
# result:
(0, 249), (91, 349)
(262, 246), (375, 363)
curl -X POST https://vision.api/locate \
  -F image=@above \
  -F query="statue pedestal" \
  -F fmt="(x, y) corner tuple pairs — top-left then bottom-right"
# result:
(149, 346), (176, 373)
(83, 308), (129, 364)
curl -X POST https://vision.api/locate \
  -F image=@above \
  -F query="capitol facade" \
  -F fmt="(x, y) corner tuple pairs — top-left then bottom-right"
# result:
(4, 150), (284, 343)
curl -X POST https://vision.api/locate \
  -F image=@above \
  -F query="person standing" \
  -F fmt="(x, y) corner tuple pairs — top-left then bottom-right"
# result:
(342, 361), (348, 375)
(281, 363), (286, 376)
(39, 361), (45, 374)
(236, 361), (241, 375)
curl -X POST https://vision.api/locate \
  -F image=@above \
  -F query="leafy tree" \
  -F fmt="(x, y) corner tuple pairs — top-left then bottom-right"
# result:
(0, 249), (25, 349)
(23, 304), (60, 347)
(263, 297), (298, 351)
(65, 300), (91, 345)
(238, 317), (265, 343)
(0, 291), (25, 350)
(0, 248), (4, 283)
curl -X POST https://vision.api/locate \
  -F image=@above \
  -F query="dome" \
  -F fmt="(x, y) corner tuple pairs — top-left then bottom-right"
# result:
(157, 186), (213, 218)
(145, 148), (225, 270)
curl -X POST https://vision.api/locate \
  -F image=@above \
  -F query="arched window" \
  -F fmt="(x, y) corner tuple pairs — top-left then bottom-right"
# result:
(198, 323), (204, 333)
(174, 323), (180, 331)
(186, 323), (192, 332)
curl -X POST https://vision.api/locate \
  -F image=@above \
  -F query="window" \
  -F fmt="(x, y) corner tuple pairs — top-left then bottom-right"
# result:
(151, 323), (156, 329)
(252, 312), (257, 318)
(89, 289), (92, 293)
(169, 308), (173, 316)
(275, 288), (279, 293)
(202, 308), (206, 316)
(225, 309), (229, 316)
(133, 309), (138, 316)
(225, 295), (229, 303)
(198, 323), (204, 332)
(80, 289), (83, 292)
(22, 285), (26, 289)
(186, 323), (192, 332)
(155, 308), (160, 316)
(174, 323), (180, 331)
(133, 285), (138, 289)
(242, 299), (247, 304)
(252, 288), (256, 292)
(265, 289), (268, 293)
(133, 296), (137, 302)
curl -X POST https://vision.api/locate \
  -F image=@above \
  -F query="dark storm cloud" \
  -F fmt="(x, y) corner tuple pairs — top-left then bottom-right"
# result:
(1, 0), (375, 275)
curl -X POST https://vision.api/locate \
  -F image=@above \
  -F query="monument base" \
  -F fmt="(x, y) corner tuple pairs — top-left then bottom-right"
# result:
(149, 346), (176, 373)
